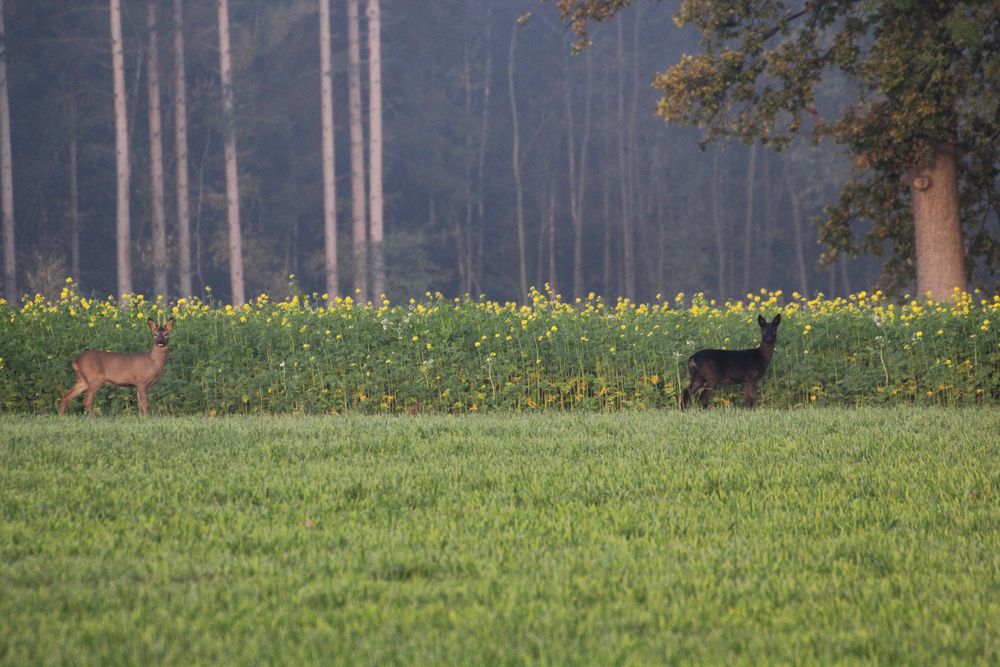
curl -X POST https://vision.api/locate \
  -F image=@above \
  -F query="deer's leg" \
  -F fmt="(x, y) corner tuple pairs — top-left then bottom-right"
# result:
(83, 385), (99, 415)
(743, 382), (757, 409)
(683, 375), (705, 410)
(698, 385), (715, 409)
(136, 385), (149, 416)
(59, 378), (88, 415)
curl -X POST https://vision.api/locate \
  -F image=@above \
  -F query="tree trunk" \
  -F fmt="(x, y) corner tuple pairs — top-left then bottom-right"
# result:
(472, 0), (492, 297)
(564, 50), (591, 301)
(616, 20), (635, 300)
(173, 0), (192, 297)
(910, 146), (966, 300)
(742, 142), (757, 295)
(69, 97), (80, 282)
(218, 0), (245, 306)
(711, 151), (726, 300)
(508, 26), (527, 303)
(346, 0), (368, 302)
(0, 0), (14, 303)
(319, 0), (338, 302)
(367, 0), (384, 299)
(147, 1), (168, 299)
(782, 157), (810, 296)
(547, 189), (557, 295)
(110, 0), (132, 299)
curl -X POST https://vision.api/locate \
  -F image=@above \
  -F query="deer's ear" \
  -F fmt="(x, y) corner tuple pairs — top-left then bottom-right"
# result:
(147, 318), (157, 332)
(772, 314), (781, 326)
(757, 314), (766, 327)
(164, 318), (175, 332)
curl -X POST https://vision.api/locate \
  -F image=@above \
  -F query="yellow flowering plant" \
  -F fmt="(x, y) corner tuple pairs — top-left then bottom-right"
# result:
(1, 281), (997, 414)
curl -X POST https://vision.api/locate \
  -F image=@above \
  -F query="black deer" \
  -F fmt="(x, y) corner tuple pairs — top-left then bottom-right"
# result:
(681, 314), (781, 409)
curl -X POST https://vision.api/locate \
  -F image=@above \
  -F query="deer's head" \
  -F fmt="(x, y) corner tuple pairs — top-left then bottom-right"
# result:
(147, 318), (175, 348)
(757, 314), (781, 346)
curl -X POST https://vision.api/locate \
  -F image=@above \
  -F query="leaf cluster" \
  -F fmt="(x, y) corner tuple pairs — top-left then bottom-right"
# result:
(554, 0), (1000, 289)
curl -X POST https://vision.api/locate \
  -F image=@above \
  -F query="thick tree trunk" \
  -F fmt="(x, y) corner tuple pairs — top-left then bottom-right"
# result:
(147, 1), (168, 299)
(319, 0), (338, 302)
(218, 0), (245, 306)
(110, 0), (132, 299)
(173, 0), (192, 297)
(367, 0), (384, 299)
(0, 0), (14, 303)
(910, 146), (966, 300)
(346, 0), (368, 302)
(508, 26), (528, 303)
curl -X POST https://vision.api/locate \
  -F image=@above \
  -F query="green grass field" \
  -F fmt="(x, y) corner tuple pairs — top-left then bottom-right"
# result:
(2, 409), (999, 665)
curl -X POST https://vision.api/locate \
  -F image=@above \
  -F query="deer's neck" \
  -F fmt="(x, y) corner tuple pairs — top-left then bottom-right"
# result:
(758, 341), (775, 366)
(148, 345), (169, 368)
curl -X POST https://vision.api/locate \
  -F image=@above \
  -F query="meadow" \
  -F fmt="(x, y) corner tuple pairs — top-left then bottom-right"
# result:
(2, 409), (999, 665)
(1, 281), (997, 415)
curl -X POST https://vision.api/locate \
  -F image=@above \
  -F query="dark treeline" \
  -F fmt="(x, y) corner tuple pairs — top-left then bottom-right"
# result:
(3, 0), (881, 305)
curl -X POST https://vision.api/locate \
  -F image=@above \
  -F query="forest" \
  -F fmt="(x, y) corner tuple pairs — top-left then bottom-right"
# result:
(0, 0), (996, 306)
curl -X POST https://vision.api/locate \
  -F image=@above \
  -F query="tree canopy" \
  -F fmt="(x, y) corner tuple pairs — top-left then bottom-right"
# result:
(556, 0), (1000, 291)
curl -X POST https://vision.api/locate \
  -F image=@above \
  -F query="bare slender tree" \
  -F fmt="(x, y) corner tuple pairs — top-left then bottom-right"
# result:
(508, 25), (527, 302)
(110, 0), (132, 299)
(742, 143), (757, 294)
(69, 96), (80, 282)
(616, 19), (635, 299)
(0, 0), (15, 303)
(782, 157), (810, 297)
(173, 0), (192, 297)
(711, 150), (727, 300)
(367, 0), (384, 299)
(147, 0), (167, 299)
(564, 50), (592, 301)
(346, 0), (368, 302)
(319, 0), (338, 301)
(218, 0), (245, 305)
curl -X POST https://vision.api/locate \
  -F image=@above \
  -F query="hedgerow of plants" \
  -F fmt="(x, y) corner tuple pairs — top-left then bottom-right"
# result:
(0, 279), (997, 414)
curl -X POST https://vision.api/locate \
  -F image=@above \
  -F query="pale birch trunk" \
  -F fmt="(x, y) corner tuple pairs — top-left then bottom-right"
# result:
(742, 143), (757, 294)
(508, 26), (527, 303)
(173, 0), (192, 297)
(711, 151), (727, 300)
(346, 0), (368, 302)
(147, 1), (167, 299)
(0, 0), (15, 303)
(616, 20), (634, 300)
(0, 0), (14, 303)
(69, 97), (80, 281)
(472, 1), (492, 297)
(367, 0), (384, 299)
(782, 157), (810, 297)
(218, 0), (245, 305)
(910, 146), (966, 300)
(564, 51), (591, 301)
(319, 0), (338, 302)
(110, 0), (132, 299)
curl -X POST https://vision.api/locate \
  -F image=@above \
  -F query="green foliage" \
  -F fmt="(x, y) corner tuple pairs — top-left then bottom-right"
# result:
(1, 282), (998, 415)
(2, 410), (1000, 664)
(555, 0), (1000, 288)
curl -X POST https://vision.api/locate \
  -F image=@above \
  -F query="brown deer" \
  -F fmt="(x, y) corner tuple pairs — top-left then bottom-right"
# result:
(681, 314), (781, 409)
(59, 318), (175, 416)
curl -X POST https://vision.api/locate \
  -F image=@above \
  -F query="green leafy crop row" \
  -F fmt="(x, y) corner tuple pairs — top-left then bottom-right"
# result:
(1, 282), (997, 414)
